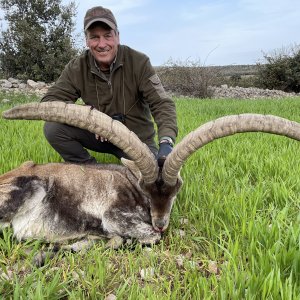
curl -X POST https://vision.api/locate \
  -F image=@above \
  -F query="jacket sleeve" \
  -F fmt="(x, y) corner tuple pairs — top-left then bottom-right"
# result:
(41, 59), (81, 103)
(139, 57), (178, 143)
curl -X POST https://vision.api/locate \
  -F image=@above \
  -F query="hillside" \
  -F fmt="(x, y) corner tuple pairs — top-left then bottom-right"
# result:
(208, 64), (258, 76)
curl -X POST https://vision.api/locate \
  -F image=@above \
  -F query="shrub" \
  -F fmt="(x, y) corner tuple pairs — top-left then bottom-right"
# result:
(157, 58), (220, 98)
(256, 45), (300, 93)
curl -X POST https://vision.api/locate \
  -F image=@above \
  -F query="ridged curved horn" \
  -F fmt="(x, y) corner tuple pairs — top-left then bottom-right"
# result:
(2, 102), (159, 184)
(162, 114), (300, 186)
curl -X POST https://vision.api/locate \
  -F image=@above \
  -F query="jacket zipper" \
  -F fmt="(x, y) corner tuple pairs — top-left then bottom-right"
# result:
(107, 79), (112, 95)
(92, 63), (123, 103)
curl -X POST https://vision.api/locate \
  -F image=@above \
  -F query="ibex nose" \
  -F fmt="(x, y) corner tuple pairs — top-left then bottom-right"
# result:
(153, 219), (167, 232)
(155, 226), (164, 232)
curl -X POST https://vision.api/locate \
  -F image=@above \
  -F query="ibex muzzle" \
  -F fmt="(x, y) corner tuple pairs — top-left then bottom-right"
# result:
(141, 177), (183, 232)
(1, 102), (300, 245)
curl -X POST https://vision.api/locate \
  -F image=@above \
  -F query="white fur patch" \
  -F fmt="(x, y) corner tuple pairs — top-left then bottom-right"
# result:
(79, 173), (118, 219)
(12, 184), (48, 240)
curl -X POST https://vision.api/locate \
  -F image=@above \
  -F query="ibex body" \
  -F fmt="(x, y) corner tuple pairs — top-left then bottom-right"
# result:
(0, 159), (181, 244)
(1, 102), (300, 246)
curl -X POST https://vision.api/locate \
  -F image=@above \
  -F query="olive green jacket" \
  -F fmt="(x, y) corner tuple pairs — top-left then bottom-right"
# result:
(41, 45), (178, 148)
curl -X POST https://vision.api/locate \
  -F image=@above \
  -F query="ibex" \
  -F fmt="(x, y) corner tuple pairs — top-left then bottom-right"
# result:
(1, 102), (300, 248)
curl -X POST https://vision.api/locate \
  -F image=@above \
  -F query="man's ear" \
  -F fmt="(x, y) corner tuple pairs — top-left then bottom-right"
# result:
(121, 158), (141, 179)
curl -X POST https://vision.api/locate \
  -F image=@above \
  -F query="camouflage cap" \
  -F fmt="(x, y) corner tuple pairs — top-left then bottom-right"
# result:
(84, 6), (117, 31)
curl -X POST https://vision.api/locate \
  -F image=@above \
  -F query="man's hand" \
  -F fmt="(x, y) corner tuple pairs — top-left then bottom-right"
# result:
(88, 106), (108, 142)
(157, 138), (173, 167)
(95, 134), (108, 142)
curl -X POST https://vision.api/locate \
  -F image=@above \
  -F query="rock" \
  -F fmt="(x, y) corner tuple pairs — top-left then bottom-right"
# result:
(175, 255), (185, 267)
(72, 270), (85, 280)
(175, 229), (186, 237)
(179, 218), (189, 225)
(19, 83), (27, 89)
(36, 81), (46, 89)
(8, 77), (20, 84)
(36, 87), (48, 95)
(207, 260), (219, 274)
(140, 267), (155, 280)
(105, 294), (117, 300)
(27, 79), (46, 89)
(1, 80), (13, 88)
(0, 269), (13, 280)
(143, 246), (153, 252)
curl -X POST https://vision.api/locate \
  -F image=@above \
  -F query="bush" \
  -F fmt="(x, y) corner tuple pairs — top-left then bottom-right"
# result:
(157, 58), (220, 98)
(256, 45), (300, 93)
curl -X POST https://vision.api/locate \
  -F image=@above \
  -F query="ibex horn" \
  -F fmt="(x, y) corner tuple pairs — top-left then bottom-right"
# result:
(162, 114), (300, 186)
(2, 102), (159, 184)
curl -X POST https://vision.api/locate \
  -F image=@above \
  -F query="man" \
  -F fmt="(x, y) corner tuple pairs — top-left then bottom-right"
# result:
(42, 6), (177, 166)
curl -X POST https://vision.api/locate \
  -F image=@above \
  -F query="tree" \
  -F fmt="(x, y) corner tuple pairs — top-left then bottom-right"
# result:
(0, 0), (78, 82)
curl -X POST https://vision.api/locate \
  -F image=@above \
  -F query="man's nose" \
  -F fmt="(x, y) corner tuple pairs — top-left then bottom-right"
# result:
(95, 37), (106, 48)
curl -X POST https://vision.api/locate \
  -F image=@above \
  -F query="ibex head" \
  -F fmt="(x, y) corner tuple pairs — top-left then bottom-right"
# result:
(119, 157), (183, 231)
(2, 102), (300, 233)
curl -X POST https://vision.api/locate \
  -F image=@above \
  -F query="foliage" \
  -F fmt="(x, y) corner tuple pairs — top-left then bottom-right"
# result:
(0, 0), (78, 82)
(220, 74), (261, 88)
(1, 92), (300, 298)
(229, 74), (242, 85)
(157, 58), (221, 98)
(256, 45), (300, 92)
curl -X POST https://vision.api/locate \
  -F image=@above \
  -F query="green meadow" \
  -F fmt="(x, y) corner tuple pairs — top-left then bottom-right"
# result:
(0, 92), (300, 299)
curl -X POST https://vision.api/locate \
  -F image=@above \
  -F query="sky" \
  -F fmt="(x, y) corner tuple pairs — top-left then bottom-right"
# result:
(1, 0), (300, 66)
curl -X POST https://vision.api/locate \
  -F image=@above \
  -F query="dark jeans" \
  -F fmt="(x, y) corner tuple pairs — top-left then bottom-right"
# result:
(44, 122), (157, 163)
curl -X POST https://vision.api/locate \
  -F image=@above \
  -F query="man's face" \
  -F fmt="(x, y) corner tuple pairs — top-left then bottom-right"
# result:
(86, 24), (119, 70)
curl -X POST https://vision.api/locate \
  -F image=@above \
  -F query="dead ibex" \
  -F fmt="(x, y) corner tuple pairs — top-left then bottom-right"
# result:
(1, 102), (300, 247)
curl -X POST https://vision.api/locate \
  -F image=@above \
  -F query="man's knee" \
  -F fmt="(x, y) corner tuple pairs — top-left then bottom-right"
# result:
(43, 122), (68, 144)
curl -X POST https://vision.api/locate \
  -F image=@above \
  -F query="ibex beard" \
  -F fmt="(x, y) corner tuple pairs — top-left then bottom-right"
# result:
(0, 159), (182, 247)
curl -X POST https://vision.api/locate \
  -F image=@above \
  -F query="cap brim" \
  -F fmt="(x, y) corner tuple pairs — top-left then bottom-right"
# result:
(84, 18), (116, 31)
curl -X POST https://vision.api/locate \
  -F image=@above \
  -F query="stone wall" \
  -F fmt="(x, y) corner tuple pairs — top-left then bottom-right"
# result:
(1, 78), (299, 100)
(209, 84), (299, 99)
(0, 78), (52, 96)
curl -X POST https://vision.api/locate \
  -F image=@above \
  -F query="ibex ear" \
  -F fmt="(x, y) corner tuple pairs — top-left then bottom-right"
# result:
(20, 161), (35, 168)
(121, 158), (141, 179)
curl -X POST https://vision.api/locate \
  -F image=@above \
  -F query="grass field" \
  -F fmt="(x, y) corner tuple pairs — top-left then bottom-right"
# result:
(0, 92), (300, 299)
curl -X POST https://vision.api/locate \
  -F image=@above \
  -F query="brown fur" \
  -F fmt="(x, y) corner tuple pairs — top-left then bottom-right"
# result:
(0, 160), (182, 245)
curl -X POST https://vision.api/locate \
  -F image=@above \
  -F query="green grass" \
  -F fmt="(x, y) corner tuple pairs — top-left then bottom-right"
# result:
(1, 92), (300, 299)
